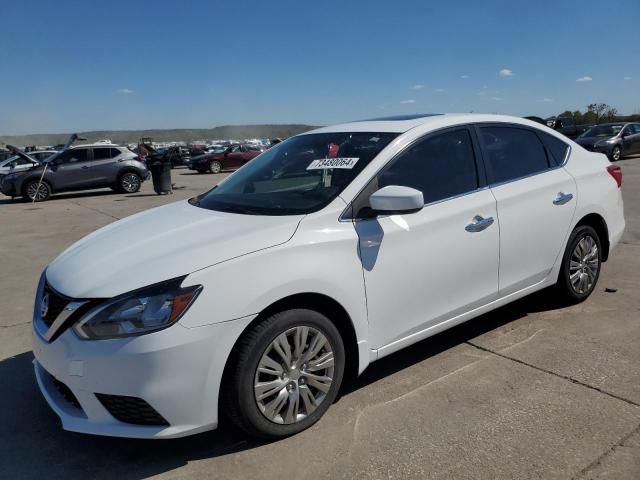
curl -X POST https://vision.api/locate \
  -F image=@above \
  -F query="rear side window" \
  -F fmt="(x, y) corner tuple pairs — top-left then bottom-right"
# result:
(376, 128), (479, 205)
(537, 132), (569, 165)
(93, 148), (112, 160)
(480, 127), (550, 184)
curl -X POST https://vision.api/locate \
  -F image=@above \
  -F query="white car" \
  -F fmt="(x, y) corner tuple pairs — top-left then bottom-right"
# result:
(0, 151), (55, 176)
(32, 114), (624, 439)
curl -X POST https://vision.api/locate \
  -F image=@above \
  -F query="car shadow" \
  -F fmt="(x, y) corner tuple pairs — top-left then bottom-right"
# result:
(0, 189), (116, 204)
(1, 288), (566, 479)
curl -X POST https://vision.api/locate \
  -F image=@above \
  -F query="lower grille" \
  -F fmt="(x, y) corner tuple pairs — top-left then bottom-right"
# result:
(96, 394), (169, 426)
(51, 375), (82, 409)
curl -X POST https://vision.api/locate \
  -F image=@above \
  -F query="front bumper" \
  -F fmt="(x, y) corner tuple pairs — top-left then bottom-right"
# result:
(32, 312), (255, 439)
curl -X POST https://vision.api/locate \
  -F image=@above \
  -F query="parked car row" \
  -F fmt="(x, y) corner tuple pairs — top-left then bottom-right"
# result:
(0, 141), (149, 202)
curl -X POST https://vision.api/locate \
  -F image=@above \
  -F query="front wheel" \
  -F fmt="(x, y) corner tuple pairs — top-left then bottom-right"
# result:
(555, 225), (602, 303)
(224, 309), (345, 439)
(24, 180), (51, 202)
(610, 146), (622, 162)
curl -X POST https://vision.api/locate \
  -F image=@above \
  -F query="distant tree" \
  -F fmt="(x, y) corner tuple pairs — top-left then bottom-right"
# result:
(587, 103), (618, 124)
(558, 110), (573, 118)
(572, 110), (584, 124)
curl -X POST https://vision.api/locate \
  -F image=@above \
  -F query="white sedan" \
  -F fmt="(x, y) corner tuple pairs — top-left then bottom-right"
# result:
(32, 114), (624, 439)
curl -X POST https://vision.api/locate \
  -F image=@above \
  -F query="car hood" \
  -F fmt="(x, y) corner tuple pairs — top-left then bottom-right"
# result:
(46, 200), (303, 298)
(576, 136), (614, 147)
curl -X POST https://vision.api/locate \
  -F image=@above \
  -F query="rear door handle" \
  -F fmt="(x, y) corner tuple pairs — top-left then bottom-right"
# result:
(81, 165), (89, 169)
(465, 215), (494, 233)
(553, 192), (573, 205)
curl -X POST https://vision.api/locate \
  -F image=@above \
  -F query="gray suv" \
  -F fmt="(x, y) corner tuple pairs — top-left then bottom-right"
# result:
(0, 144), (149, 202)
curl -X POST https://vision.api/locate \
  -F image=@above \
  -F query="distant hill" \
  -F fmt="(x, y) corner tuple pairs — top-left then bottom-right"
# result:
(0, 124), (319, 147)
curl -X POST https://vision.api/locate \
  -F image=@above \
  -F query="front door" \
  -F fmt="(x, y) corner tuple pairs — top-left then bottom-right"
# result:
(353, 127), (500, 352)
(49, 148), (93, 189)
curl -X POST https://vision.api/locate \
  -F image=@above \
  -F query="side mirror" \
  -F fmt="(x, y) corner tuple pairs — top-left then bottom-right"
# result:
(368, 185), (424, 215)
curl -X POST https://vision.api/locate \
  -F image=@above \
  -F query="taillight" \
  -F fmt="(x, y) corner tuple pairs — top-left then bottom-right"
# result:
(607, 165), (622, 187)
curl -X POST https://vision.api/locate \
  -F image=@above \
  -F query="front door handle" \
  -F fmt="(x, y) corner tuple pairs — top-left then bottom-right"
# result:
(465, 215), (494, 233)
(81, 165), (89, 169)
(553, 192), (573, 205)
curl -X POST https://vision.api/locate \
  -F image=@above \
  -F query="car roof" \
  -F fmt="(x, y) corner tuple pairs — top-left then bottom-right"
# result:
(303, 113), (551, 135)
(70, 144), (123, 149)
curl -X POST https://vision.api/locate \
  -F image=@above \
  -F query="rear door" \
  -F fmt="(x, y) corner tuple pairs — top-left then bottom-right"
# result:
(50, 148), (93, 189)
(91, 147), (121, 185)
(477, 124), (577, 296)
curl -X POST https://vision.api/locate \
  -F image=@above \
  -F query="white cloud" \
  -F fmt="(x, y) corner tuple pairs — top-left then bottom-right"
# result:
(434, 88), (445, 93)
(400, 99), (415, 104)
(116, 88), (134, 94)
(411, 84), (425, 90)
(460, 75), (470, 79)
(624, 76), (632, 80)
(542, 98), (553, 102)
(576, 76), (592, 82)
(491, 97), (505, 101)
(499, 69), (514, 77)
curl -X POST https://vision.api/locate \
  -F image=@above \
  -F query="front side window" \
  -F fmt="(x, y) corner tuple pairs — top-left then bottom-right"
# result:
(480, 127), (550, 184)
(191, 132), (398, 215)
(375, 128), (479, 205)
(580, 125), (623, 138)
(55, 149), (89, 164)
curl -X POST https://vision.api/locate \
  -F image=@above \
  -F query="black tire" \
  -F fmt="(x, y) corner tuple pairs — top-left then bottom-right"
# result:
(610, 146), (622, 162)
(209, 160), (222, 174)
(555, 225), (602, 303)
(118, 172), (142, 193)
(224, 309), (345, 439)
(23, 179), (52, 202)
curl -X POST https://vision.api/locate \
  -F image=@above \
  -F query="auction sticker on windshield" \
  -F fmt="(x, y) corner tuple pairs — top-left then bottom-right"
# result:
(307, 158), (359, 170)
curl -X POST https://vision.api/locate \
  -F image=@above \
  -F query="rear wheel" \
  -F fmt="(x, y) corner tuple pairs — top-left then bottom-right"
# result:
(555, 225), (602, 303)
(23, 180), (51, 202)
(224, 309), (345, 439)
(209, 160), (222, 174)
(118, 172), (141, 193)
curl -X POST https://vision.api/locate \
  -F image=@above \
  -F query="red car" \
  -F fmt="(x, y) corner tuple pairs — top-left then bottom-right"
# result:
(189, 144), (266, 174)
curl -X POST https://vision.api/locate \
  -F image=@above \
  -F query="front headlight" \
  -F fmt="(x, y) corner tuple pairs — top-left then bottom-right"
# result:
(605, 138), (617, 144)
(73, 278), (202, 340)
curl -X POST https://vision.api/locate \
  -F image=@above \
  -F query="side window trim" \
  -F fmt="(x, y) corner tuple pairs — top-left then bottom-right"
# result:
(474, 123), (563, 187)
(347, 125), (486, 220)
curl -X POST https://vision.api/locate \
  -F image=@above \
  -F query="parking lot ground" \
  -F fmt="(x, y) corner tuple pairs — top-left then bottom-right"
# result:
(1, 160), (639, 480)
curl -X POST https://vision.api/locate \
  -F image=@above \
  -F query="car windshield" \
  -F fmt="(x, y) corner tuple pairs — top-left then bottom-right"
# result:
(580, 125), (623, 137)
(190, 132), (398, 215)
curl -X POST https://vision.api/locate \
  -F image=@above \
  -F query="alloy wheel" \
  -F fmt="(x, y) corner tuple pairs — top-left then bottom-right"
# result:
(121, 173), (140, 193)
(26, 182), (50, 201)
(612, 147), (621, 161)
(568, 235), (599, 294)
(210, 161), (222, 174)
(254, 326), (335, 425)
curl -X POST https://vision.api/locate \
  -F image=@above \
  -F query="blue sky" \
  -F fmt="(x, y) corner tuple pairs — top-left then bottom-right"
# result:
(1, 0), (639, 135)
